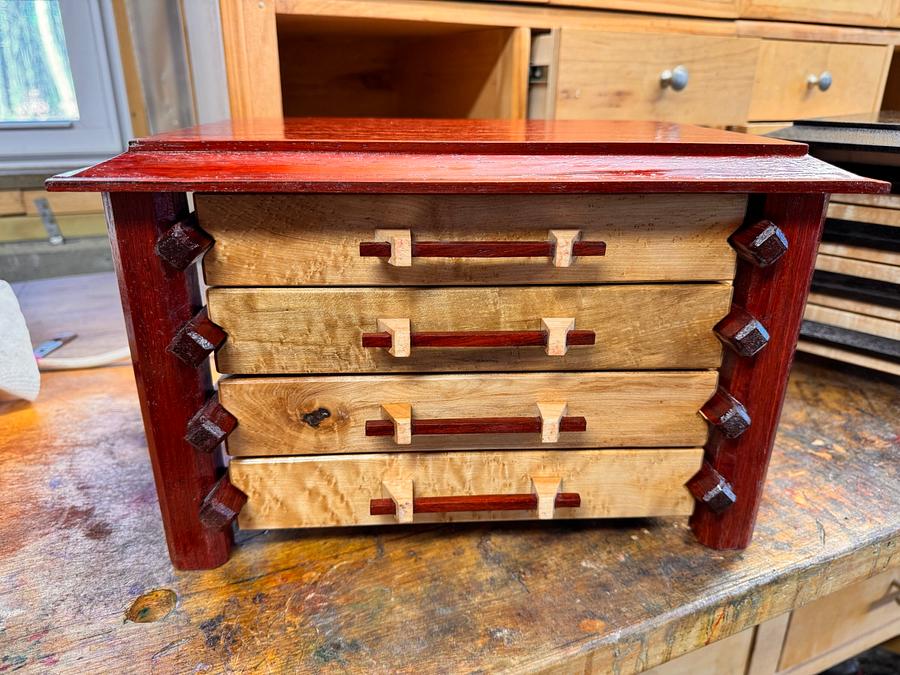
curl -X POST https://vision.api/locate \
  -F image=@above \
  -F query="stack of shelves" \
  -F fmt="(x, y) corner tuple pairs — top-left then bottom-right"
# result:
(774, 115), (900, 375)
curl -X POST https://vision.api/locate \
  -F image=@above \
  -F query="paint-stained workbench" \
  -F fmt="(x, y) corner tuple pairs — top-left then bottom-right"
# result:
(1, 272), (898, 674)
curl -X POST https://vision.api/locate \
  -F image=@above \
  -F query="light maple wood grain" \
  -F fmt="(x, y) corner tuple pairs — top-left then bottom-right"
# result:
(746, 613), (791, 675)
(207, 284), (732, 374)
(738, 0), (895, 27)
(198, 193), (744, 286)
(748, 40), (891, 121)
(778, 568), (900, 673)
(0, 213), (107, 243)
(21, 190), (103, 216)
(0, 190), (24, 216)
(228, 448), (703, 529)
(815, 254), (900, 284)
(643, 628), (755, 675)
(796, 340), (900, 376)
(804, 304), (900, 341)
(818, 241), (899, 266)
(828, 201), (900, 227)
(219, 371), (717, 456)
(555, 29), (759, 126)
(219, 0), (282, 121)
(807, 292), (900, 323)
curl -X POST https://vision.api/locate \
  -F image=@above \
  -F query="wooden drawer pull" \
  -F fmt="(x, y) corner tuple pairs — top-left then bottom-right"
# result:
(360, 229), (605, 267)
(363, 317), (594, 357)
(370, 492), (581, 515)
(365, 415), (588, 437)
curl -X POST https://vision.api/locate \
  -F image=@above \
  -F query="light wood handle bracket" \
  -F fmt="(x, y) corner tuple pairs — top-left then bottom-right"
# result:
(549, 229), (581, 267)
(376, 318), (411, 357)
(541, 317), (576, 356)
(375, 229), (412, 267)
(536, 401), (568, 443)
(531, 475), (563, 520)
(381, 402), (412, 445)
(381, 478), (414, 524)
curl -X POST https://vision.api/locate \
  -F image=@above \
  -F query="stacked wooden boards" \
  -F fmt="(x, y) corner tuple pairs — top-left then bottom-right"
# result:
(0, 189), (105, 244)
(774, 115), (900, 376)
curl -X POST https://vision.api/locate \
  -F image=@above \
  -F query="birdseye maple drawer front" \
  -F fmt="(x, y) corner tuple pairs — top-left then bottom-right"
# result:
(554, 30), (759, 127)
(748, 40), (890, 121)
(228, 448), (704, 529)
(219, 371), (717, 456)
(207, 284), (732, 374)
(196, 193), (744, 286)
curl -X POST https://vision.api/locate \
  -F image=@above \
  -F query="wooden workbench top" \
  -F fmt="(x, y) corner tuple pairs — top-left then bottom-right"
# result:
(1, 273), (898, 673)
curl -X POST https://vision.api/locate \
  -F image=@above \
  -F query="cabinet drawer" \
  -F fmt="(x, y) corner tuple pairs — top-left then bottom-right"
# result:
(778, 568), (900, 672)
(739, 0), (894, 27)
(555, 30), (758, 126)
(219, 371), (717, 456)
(207, 284), (732, 374)
(228, 448), (703, 529)
(197, 194), (743, 286)
(748, 40), (890, 121)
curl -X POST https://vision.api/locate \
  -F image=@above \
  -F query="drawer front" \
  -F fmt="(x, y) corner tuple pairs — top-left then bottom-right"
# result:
(229, 448), (703, 529)
(739, 0), (894, 27)
(219, 371), (717, 456)
(779, 568), (900, 671)
(749, 40), (890, 121)
(208, 284), (732, 374)
(555, 30), (759, 126)
(197, 194), (743, 286)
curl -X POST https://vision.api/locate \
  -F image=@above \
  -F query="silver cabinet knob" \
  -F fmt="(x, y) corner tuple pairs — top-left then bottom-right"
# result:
(806, 71), (833, 91)
(660, 65), (689, 91)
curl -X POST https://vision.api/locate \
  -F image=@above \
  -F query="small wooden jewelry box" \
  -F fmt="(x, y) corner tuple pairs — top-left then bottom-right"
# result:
(47, 119), (887, 570)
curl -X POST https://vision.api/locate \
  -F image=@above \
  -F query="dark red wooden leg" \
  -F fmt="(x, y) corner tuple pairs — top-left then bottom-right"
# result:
(691, 193), (828, 549)
(104, 192), (232, 569)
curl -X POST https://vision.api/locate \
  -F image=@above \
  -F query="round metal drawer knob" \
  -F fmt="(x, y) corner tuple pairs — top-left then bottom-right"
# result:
(807, 71), (833, 91)
(660, 65), (689, 91)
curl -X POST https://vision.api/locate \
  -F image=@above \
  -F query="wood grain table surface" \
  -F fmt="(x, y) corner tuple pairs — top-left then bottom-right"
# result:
(1, 273), (897, 674)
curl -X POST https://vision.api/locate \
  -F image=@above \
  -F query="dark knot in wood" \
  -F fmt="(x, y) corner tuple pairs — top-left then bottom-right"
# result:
(300, 407), (331, 428)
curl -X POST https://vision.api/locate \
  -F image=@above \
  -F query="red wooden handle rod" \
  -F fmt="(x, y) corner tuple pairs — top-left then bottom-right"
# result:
(359, 240), (606, 259)
(362, 329), (596, 349)
(370, 492), (582, 515)
(365, 416), (587, 437)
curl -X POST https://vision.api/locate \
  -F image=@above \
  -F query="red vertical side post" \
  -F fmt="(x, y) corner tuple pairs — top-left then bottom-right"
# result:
(691, 193), (828, 549)
(104, 191), (231, 569)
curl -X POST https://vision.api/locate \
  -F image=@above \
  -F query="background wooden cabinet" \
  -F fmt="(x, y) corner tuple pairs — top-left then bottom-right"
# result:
(219, 0), (900, 127)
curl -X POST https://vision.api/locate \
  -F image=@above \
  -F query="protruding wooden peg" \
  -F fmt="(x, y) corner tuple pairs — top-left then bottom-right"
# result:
(185, 392), (237, 453)
(154, 213), (213, 270)
(549, 229), (581, 267)
(381, 402), (412, 445)
(376, 318), (411, 357)
(714, 305), (770, 358)
(541, 317), (575, 356)
(531, 475), (562, 520)
(687, 461), (737, 514)
(167, 307), (226, 368)
(700, 388), (751, 439)
(199, 474), (247, 530)
(381, 478), (414, 523)
(536, 401), (568, 443)
(375, 229), (412, 267)
(729, 219), (789, 267)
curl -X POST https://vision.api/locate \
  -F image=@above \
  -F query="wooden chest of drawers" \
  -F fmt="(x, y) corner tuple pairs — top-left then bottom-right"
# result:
(47, 118), (886, 569)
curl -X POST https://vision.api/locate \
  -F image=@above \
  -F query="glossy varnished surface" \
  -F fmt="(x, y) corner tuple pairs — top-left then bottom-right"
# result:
(0, 274), (898, 672)
(133, 119), (809, 155)
(45, 118), (888, 194)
